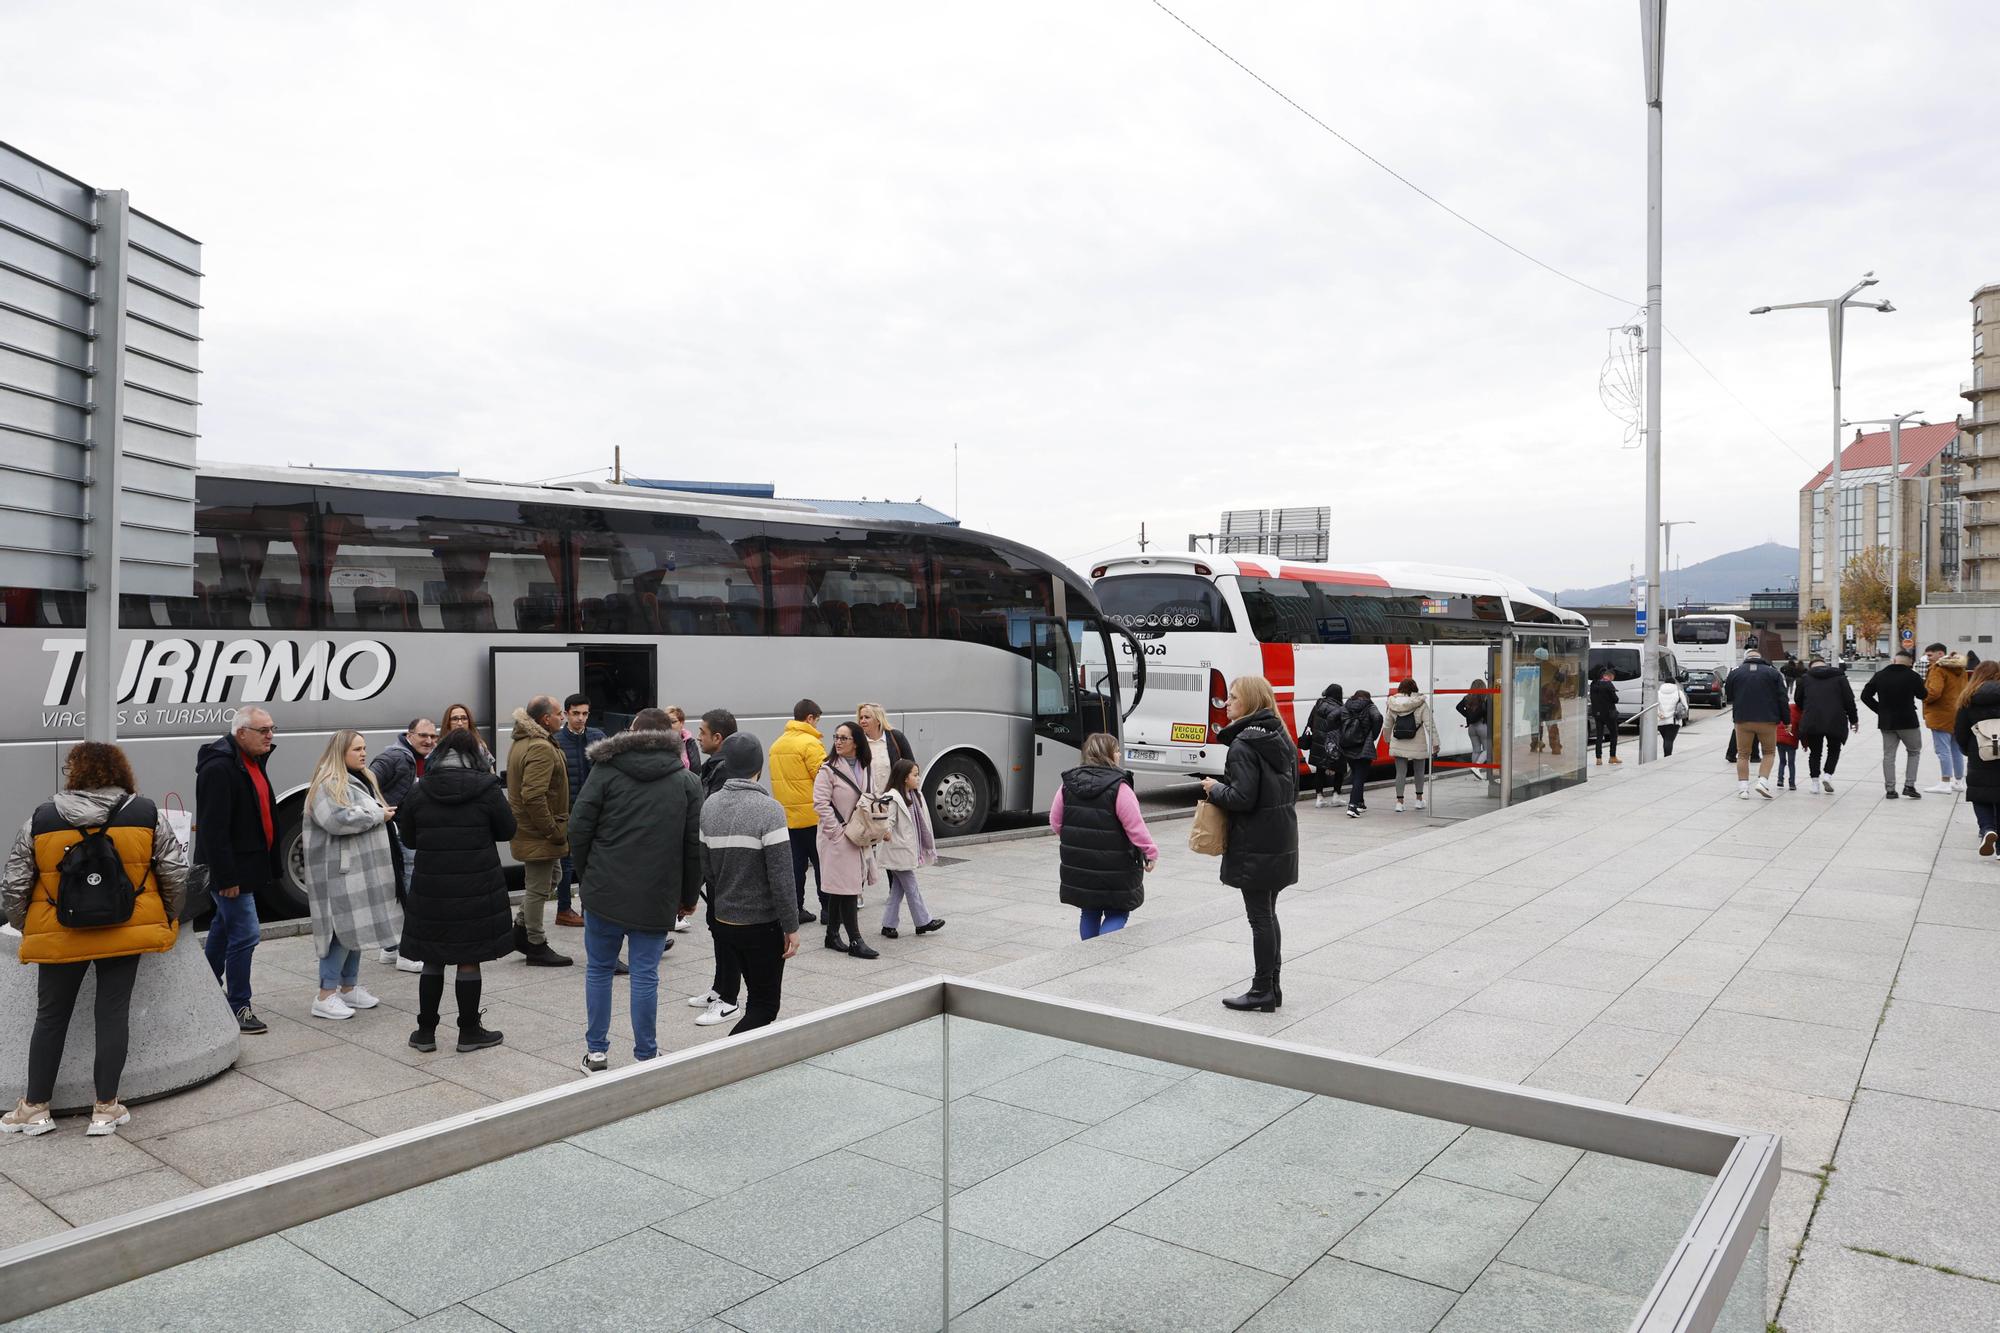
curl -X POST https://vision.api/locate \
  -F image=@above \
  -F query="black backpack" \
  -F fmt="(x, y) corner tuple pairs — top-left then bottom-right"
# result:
(1341, 706), (1377, 752)
(1391, 706), (1420, 740)
(53, 795), (147, 929)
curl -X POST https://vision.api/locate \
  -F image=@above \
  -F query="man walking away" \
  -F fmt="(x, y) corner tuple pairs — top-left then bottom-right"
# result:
(1922, 644), (1970, 794)
(195, 708), (280, 1033)
(507, 695), (573, 966)
(700, 733), (801, 1034)
(370, 717), (437, 971)
(1861, 652), (1927, 799)
(550, 694), (604, 928)
(768, 699), (824, 926)
(687, 708), (745, 1026)
(1794, 656), (1858, 794)
(1724, 647), (1787, 800)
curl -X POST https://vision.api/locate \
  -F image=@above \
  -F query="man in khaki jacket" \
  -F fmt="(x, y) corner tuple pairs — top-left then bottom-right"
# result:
(508, 695), (572, 966)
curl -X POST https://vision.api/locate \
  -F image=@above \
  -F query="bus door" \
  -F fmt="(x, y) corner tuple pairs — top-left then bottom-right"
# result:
(1029, 618), (1084, 809)
(490, 647), (584, 775)
(577, 643), (657, 733)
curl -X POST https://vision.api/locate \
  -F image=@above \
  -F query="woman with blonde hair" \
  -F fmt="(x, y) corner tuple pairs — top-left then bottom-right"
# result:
(302, 730), (402, 1021)
(854, 703), (915, 792)
(1200, 675), (1298, 1013)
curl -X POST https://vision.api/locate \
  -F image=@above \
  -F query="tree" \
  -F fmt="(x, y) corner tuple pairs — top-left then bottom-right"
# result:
(1840, 545), (1920, 646)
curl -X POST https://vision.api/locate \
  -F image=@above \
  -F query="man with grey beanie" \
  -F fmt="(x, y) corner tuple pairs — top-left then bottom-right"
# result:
(698, 733), (800, 1034)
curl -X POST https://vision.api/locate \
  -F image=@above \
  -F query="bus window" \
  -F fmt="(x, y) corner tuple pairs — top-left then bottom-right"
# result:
(1094, 574), (1235, 634)
(1669, 618), (1733, 644)
(314, 489), (566, 633)
(575, 510), (767, 636)
(1238, 578), (1319, 644)
(175, 481), (315, 631)
(1, 588), (85, 627)
(765, 524), (929, 638)
(931, 538), (1052, 649)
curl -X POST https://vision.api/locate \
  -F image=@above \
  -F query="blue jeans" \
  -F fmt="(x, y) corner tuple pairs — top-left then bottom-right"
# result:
(557, 855), (576, 914)
(584, 912), (668, 1061)
(317, 934), (361, 990)
(1079, 909), (1129, 940)
(1931, 729), (1967, 781)
(1974, 802), (1998, 839)
(204, 888), (260, 1012)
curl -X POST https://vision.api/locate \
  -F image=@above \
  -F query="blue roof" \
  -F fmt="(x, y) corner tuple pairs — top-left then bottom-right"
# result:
(784, 499), (960, 526)
(623, 477), (777, 498)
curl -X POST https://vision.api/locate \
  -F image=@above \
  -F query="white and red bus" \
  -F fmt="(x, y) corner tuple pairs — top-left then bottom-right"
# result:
(1088, 553), (1587, 779)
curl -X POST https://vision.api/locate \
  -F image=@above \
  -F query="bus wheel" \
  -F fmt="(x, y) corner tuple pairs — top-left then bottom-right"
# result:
(925, 754), (990, 838)
(261, 799), (311, 922)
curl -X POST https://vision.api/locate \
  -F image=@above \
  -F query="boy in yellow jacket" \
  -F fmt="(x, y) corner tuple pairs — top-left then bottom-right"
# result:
(766, 699), (825, 925)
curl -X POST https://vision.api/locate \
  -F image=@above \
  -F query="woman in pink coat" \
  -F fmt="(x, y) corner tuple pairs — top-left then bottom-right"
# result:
(812, 721), (879, 960)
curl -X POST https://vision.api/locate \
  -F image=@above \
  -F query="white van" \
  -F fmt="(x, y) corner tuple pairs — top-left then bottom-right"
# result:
(1588, 642), (1684, 726)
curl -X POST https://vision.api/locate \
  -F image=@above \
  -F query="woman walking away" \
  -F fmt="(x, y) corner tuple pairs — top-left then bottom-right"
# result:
(877, 760), (943, 939)
(396, 727), (515, 1054)
(1656, 676), (1688, 757)
(1953, 661), (2000, 857)
(1457, 680), (1495, 779)
(1201, 676), (1299, 1013)
(1795, 655), (1859, 794)
(813, 721), (881, 959)
(1923, 644), (1971, 794)
(1384, 679), (1441, 811)
(1299, 683), (1348, 809)
(1590, 667), (1622, 766)
(302, 731), (402, 1021)
(1339, 690), (1384, 816)
(1052, 734), (1159, 940)
(700, 734), (802, 1033)
(439, 702), (498, 773)
(2, 743), (187, 1138)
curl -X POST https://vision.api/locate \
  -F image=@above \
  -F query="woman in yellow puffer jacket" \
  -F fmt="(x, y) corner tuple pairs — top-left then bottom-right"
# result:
(2, 743), (188, 1138)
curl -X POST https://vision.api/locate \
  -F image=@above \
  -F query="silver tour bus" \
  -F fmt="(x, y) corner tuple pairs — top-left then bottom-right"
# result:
(0, 464), (1138, 917)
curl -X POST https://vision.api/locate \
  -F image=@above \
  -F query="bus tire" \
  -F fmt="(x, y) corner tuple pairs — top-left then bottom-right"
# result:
(925, 752), (991, 838)
(261, 797), (311, 922)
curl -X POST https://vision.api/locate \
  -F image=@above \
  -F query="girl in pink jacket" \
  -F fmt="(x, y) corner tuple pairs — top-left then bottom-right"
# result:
(1050, 734), (1160, 939)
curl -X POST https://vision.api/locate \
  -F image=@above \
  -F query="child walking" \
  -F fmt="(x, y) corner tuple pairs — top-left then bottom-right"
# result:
(1051, 734), (1158, 939)
(1776, 700), (1800, 791)
(878, 760), (943, 939)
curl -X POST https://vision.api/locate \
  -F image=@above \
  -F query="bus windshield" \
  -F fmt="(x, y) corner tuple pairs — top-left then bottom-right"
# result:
(1095, 574), (1235, 634)
(1671, 618), (1733, 644)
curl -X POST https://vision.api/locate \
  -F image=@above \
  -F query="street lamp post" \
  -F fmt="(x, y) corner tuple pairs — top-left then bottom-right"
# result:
(1845, 411), (1924, 654)
(1750, 273), (1895, 659)
(1660, 520), (1696, 629)
(1638, 0), (1666, 764)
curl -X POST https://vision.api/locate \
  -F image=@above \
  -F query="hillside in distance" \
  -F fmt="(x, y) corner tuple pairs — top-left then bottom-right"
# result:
(1549, 542), (1798, 607)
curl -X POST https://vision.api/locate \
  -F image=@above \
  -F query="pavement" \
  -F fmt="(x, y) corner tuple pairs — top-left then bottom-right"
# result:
(5, 702), (1998, 1330)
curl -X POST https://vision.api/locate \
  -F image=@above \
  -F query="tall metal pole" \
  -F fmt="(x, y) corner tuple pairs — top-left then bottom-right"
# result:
(84, 190), (132, 744)
(1638, 0), (1665, 764)
(1847, 411), (1922, 654)
(1827, 308), (1845, 657)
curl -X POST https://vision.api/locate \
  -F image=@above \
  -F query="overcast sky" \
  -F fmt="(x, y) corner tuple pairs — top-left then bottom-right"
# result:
(9, 1), (1994, 590)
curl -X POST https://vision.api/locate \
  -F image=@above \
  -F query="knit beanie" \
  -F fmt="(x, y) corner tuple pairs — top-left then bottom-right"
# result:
(719, 732), (765, 780)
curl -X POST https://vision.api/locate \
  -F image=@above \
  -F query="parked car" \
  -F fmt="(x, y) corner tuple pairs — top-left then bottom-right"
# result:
(1586, 643), (1686, 724)
(1683, 667), (1724, 709)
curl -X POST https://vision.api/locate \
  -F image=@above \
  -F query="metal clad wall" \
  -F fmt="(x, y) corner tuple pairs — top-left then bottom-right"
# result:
(0, 142), (199, 596)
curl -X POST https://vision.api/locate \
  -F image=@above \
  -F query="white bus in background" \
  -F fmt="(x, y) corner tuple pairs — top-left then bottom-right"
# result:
(1, 464), (1138, 918)
(1668, 613), (1752, 675)
(1088, 553), (1588, 780)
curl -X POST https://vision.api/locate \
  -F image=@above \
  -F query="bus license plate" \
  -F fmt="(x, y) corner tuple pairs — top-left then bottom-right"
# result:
(1127, 747), (1161, 763)
(1169, 723), (1206, 743)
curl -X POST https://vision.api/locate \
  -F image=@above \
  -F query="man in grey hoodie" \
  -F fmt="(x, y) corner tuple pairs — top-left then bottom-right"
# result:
(698, 733), (801, 1034)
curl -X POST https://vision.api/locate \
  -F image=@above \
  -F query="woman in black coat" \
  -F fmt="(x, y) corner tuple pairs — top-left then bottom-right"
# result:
(1299, 683), (1347, 810)
(394, 728), (517, 1054)
(1793, 658), (1859, 793)
(1201, 675), (1299, 1014)
(1953, 663), (2000, 856)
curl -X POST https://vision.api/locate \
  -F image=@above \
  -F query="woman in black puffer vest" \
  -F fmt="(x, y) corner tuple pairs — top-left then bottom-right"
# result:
(1053, 734), (1160, 940)
(1202, 675), (1299, 1014)
(394, 728), (517, 1054)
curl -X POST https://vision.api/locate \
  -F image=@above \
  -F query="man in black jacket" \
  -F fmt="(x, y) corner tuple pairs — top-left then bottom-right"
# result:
(195, 708), (279, 1034)
(1724, 648), (1788, 799)
(1794, 657), (1860, 794)
(1861, 652), (1927, 799)
(687, 709), (744, 1026)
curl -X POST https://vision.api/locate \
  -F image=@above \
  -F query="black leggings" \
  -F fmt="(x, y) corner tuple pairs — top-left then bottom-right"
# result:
(712, 920), (786, 1033)
(28, 955), (141, 1105)
(1805, 732), (1844, 778)
(1311, 760), (1346, 795)
(824, 895), (862, 943)
(1239, 887), (1283, 990)
(1659, 724), (1679, 756)
(1345, 757), (1370, 809)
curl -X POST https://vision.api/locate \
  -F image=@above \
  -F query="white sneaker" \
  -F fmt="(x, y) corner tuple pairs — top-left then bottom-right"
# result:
(1737, 786), (1750, 800)
(672, 917), (693, 933)
(1394, 800), (1405, 813)
(580, 1051), (609, 1075)
(1821, 777), (1835, 794)
(1755, 778), (1772, 799)
(86, 1102), (131, 1137)
(395, 954), (424, 973)
(687, 989), (720, 1008)
(1314, 793), (1326, 809)
(340, 986), (380, 1010)
(1954, 779), (1967, 793)
(1927, 782), (1955, 794)
(695, 999), (741, 1027)
(377, 949), (399, 964)
(1414, 797), (1426, 810)
(311, 994), (355, 1021)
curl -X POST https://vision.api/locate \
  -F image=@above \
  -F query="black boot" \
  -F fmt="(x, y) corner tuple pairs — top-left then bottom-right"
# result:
(1223, 980), (1278, 1013)
(455, 976), (504, 1052)
(411, 971), (444, 1052)
(848, 938), (881, 960)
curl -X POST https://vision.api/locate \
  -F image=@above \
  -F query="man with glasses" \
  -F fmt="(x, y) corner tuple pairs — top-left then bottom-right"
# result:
(370, 718), (438, 972)
(195, 708), (281, 1034)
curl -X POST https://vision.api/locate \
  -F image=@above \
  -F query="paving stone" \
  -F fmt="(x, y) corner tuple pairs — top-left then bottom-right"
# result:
(1432, 1259), (1642, 1331)
(808, 1016), (1065, 1100)
(115, 1069), (289, 1142)
(1277, 978), (1469, 1055)
(1763, 912), (1910, 958)
(722, 1217), (1035, 1332)
(1863, 999), (2000, 1111)
(238, 1038), (435, 1110)
(659, 1149), (939, 1280)
(1498, 1153), (1712, 1297)
(469, 1227), (770, 1331)
(0, 1178), (68, 1248)
(285, 1142), (704, 1317)
(1710, 967), (1890, 1031)
(952, 1225), (1284, 1333)
(1383, 1009), (1576, 1083)
(1659, 1008), (1872, 1101)
(1421, 1127), (1582, 1202)
(937, 1139), (1181, 1259)
(1809, 1090), (2000, 1277)
(395, 1309), (513, 1333)
(976, 1054), (1176, 1124)
(1915, 878), (2000, 931)
(1458, 977), (1615, 1029)
(1791, 885), (1923, 926)
(1893, 923), (2000, 1014)
(1780, 1238), (2000, 1333)
(140, 1100), (372, 1188)
(1331, 1174), (1536, 1290)
(1074, 1069), (1310, 1171)
(1238, 1254), (1458, 1332)
(1633, 1066), (1848, 1166)
(330, 1080), (497, 1137)
(1282, 939), (1428, 983)
(846, 1092), (1084, 1188)
(1170, 972), (1365, 1033)
(226, 1010), (344, 1066)
(9, 1235), (406, 1332)
(1527, 1022), (1679, 1102)
(1506, 945), (1657, 993)
(1636, 939), (1754, 997)
(425, 1045), (584, 1103)
(41, 1164), (201, 1227)
(0, 1117), (163, 1197)
(1594, 985), (1711, 1035)
(1744, 939), (1900, 986)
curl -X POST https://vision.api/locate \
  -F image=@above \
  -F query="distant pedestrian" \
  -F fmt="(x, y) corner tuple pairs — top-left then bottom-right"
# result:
(769, 699), (825, 927)
(1382, 679), (1440, 811)
(664, 707), (704, 776)
(1952, 662), (2000, 857)
(1299, 683), (1348, 809)
(1655, 677), (1688, 757)
(1724, 646), (1787, 799)
(1590, 667), (1622, 767)
(369, 717), (435, 972)
(1775, 701), (1800, 791)
(699, 733), (801, 1034)
(812, 721), (881, 959)
(302, 731), (401, 1022)
(1201, 676), (1298, 1014)
(877, 759), (942, 939)
(195, 708), (279, 1034)
(550, 693), (604, 930)
(1052, 734), (1158, 940)
(1922, 644), (1970, 794)
(1794, 656), (1859, 794)
(1338, 690), (1384, 816)
(395, 727), (514, 1053)
(506, 695), (574, 966)
(440, 703), (498, 773)
(1457, 679), (1495, 778)
(568, 709), (703, 1074)
(688, 708), (745, 1027)
(2, 743), (188, 1138)
(1861, 651), (1927, 799)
